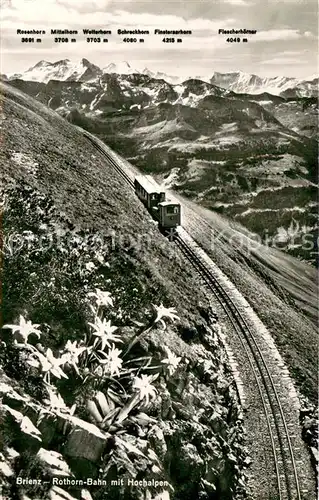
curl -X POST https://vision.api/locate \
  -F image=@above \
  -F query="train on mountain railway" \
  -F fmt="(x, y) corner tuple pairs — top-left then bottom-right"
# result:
(134, 175), (181, 236)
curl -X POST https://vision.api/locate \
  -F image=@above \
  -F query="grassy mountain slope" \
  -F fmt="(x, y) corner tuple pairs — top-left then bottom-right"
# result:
(0, 82), (248, 500)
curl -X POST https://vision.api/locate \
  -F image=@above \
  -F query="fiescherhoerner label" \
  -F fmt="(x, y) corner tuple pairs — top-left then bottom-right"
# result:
(218, 29), (257, 34)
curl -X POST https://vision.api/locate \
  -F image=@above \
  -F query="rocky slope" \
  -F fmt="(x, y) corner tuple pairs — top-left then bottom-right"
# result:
(230, 93), (318, 138)
(0, 81), (250, 500)
(5, 69), (319, 264)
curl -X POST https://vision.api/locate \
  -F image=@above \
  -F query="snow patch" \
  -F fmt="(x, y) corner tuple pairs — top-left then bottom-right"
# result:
(238, 206), (310, 217)
(10, 59), (97, 84)
(216, 122), (238, 135)
(103, 61), (139, 75)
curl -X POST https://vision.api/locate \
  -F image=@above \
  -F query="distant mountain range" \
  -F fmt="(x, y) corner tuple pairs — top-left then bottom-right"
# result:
(210, 71), (318, 99)
(5, 59), (318, 97)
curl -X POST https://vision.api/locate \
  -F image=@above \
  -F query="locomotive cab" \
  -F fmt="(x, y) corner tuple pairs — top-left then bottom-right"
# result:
(158, 201), (181, 228)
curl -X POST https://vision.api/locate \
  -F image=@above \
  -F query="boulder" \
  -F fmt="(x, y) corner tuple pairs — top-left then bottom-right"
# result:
(63, 415), (110, 463)
(148, 426), (167, 461)
(37, 448), (73, 477)
(48, 486), (79, 500)
(2, 405), (42, 453)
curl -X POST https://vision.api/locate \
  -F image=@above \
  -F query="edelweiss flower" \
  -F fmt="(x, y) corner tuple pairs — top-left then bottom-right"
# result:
(60, 340), (87, 374)
(88, 289), (114, 308)
(153, 304), (179, 329)
(39, 387), (76, 428)
(3, 315), (42, 344)
(27, 348), (68, 383)
(85, 262), (96, 272)
(88, 318), (122, 351)
(43, 386), (68, 412)
(99, 345), (123, 377)
(161, 347), (181, 376)
(132, 374), (158, 406)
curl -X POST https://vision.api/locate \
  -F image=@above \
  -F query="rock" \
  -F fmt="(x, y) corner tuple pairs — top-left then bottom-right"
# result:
(67, 457), (99, 480)
(2, 405), (42, 453)
(37, 448), (73, 477)
(300, 408), (312, 418)
(175, 443), (205, 482)
(81, 490), (93, 500)
(6, 447), (20, 460)
(148, 425), (167, 460)
(0, 379), (42, 430)
(0, 381), (17, 397)
(37, 413), (59, 447)
(158, 390), (172, 419)
(3, 391), (39, 423)
(303, 416), (316, 431)
(310, 446), (319, 462)
(63, 415), (110, 462)
(0, 452), (14, 477)
(144, 490), (171, 500)
(171, 401), (193, 420)
(48, 486), (79, 500)
(154, 491), (170, 500)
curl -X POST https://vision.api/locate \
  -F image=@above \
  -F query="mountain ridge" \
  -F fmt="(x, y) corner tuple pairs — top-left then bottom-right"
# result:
(6, 59), (318, 97)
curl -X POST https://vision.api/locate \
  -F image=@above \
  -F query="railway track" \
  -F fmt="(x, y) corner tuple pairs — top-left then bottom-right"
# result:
(174, 234), (301, 500)
(83, 130), (310, 499)
(84, 132), (135, 188)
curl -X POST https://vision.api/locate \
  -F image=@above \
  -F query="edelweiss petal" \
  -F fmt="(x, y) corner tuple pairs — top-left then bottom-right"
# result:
(39, 349), (68, 380)
(3, 315), (42, 343)
(61, 340), (86, 368)
(133, 374), (158, 406)
(153, 304), (180, 324)
(161, 347), (181, 375)
(88, 289), (114, 307)
(99, 345), (123, 377)
(89, 317), (122, 351)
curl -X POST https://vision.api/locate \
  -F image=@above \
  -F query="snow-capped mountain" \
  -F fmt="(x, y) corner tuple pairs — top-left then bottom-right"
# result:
(210, 71), (317, 97)
(141, 68), (183, 84)
(103, 61), (140, 75)
(9, 59), (102, 83)
(7, 59), (317, 97)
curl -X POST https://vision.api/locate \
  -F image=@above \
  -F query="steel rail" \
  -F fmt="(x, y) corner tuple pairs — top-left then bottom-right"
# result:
(175, 234), (301, 500)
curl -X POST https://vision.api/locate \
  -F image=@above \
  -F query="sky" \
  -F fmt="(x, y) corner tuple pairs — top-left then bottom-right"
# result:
(1, 0), (318, 79)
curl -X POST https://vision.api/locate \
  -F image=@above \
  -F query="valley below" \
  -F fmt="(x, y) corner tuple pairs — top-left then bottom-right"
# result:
(6, 60), (317, 265)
